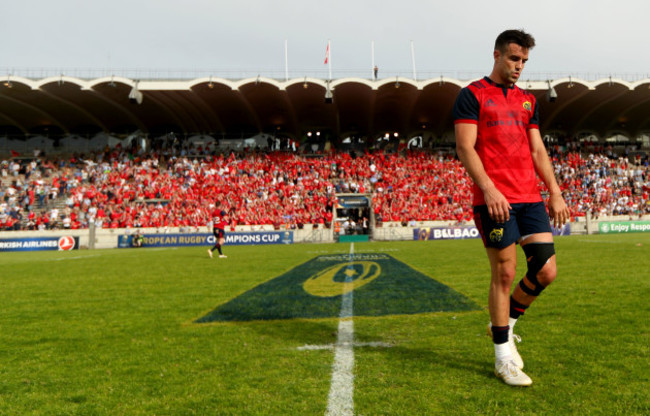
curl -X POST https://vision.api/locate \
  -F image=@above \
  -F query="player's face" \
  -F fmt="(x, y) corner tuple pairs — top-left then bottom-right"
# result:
(493, 43), (529, 86)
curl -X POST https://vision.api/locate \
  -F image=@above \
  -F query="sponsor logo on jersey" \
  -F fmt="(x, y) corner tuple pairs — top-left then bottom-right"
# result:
(486, 119), (526, 128)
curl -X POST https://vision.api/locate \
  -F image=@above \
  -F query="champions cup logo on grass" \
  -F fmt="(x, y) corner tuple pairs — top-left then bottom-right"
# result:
(196, 253), (479, 322)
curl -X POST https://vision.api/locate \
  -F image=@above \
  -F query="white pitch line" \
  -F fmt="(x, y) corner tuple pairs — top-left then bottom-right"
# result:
(297, 342), (392, 351)
(49, 255), (101, 261)
(576, 239), (625, 244)
(325, 243), (356, 416)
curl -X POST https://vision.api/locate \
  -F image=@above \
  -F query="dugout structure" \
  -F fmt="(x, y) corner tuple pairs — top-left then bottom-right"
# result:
(334, 193), (372, 241)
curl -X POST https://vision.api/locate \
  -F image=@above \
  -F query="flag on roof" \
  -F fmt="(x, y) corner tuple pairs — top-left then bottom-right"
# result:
(324, 42), (330, 64)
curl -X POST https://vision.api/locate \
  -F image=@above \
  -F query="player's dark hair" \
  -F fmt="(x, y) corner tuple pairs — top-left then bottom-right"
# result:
(494, 29), (535, 52)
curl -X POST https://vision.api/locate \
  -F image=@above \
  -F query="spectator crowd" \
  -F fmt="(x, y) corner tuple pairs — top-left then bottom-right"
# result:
(1, 144), (649, 232)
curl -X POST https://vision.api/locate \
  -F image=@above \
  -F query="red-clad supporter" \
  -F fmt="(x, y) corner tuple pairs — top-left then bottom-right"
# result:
(1, 146), (648, 231)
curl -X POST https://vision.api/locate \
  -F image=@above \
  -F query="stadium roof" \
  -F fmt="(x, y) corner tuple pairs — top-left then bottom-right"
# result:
(2, 75), (650, 143)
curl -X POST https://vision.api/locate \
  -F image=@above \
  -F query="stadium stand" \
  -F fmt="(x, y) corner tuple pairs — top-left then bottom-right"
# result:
(1, 142), (648, 232)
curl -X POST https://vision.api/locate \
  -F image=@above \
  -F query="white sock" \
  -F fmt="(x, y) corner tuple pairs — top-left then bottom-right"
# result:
(509, 317), (518, 333)
(495, 342), (512, 362)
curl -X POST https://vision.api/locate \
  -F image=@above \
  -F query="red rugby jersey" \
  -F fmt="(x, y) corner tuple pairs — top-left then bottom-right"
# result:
(211, 209), (227, 230)
(453, 77), (542, 206)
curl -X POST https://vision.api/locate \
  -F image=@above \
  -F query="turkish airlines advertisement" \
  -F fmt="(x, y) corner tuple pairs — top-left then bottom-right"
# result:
(0, 236), (79, 252)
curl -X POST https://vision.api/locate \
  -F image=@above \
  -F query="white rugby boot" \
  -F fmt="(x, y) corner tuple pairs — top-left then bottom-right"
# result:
(495, 359), (533, 387)
(508, 332), (524, 369)
(207, 249), (213, 258)
(488, 323), (524, 369)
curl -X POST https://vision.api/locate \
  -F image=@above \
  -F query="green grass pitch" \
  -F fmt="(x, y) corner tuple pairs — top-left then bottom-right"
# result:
(0, 234), (648, 415)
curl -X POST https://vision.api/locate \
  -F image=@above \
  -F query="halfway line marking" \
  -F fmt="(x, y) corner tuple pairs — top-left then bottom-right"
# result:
(297, 342), (392, 351)
(325, 243), (355, 416)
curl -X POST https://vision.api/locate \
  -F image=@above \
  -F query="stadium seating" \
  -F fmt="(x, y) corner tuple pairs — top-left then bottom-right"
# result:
(1, 146), (648, 231)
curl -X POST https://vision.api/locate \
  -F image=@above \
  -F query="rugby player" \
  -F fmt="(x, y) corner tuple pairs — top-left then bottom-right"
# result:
(207, 201), (228, 259)
(454, 29), (571, 386)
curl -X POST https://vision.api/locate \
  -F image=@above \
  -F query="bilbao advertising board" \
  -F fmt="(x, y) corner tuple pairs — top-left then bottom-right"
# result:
(118, 231), (294, 248)
(599, 221), (650, 234)
(414, 223), (570, 241)
(414, 227), (480, 241)
(0, 236), (79, 252)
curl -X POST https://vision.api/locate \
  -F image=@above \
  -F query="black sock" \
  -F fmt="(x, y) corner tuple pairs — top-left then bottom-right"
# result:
(509, 296), (529, 320)
(216, 244), (222, 255)
(491, 325), (509, 344)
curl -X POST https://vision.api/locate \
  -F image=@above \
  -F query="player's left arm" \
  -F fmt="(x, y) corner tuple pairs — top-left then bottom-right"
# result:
(528, 128), (571, 227)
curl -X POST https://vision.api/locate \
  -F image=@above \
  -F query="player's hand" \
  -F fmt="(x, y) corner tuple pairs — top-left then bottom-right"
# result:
(483, 186), (512, 223)
(548, 193), (570, 228)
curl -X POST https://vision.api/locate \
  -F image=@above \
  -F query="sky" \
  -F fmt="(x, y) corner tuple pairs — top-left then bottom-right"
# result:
(3, 0), (650, 80)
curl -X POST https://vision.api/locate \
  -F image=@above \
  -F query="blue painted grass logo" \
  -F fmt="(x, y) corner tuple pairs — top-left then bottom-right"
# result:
(195, 253), (479, 322)
(303, 261), (381, 297)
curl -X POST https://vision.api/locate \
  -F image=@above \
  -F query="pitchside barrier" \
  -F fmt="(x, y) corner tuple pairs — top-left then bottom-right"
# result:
(117, 231), (294, 248)
(412, 223), (571, 242)
(0, 235), (79, 252)
(598, 220), (650, 234)
(1, 215), (649, 251)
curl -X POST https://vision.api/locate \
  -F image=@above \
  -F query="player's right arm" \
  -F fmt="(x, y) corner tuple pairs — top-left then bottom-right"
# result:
(455, 122), (512, 223)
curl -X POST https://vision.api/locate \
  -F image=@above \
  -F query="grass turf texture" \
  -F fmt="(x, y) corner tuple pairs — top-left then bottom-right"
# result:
(0, 234), (647, 415)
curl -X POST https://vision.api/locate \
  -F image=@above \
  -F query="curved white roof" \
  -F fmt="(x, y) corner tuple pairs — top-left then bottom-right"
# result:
(2, 75), (650, 140)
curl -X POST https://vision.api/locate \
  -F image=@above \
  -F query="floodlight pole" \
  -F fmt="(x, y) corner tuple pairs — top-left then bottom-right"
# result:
(328, 39), (332, 81)
(411, 40), (417, 81)
(284, 39), (289, 81)
(371, 40), (375, 80)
